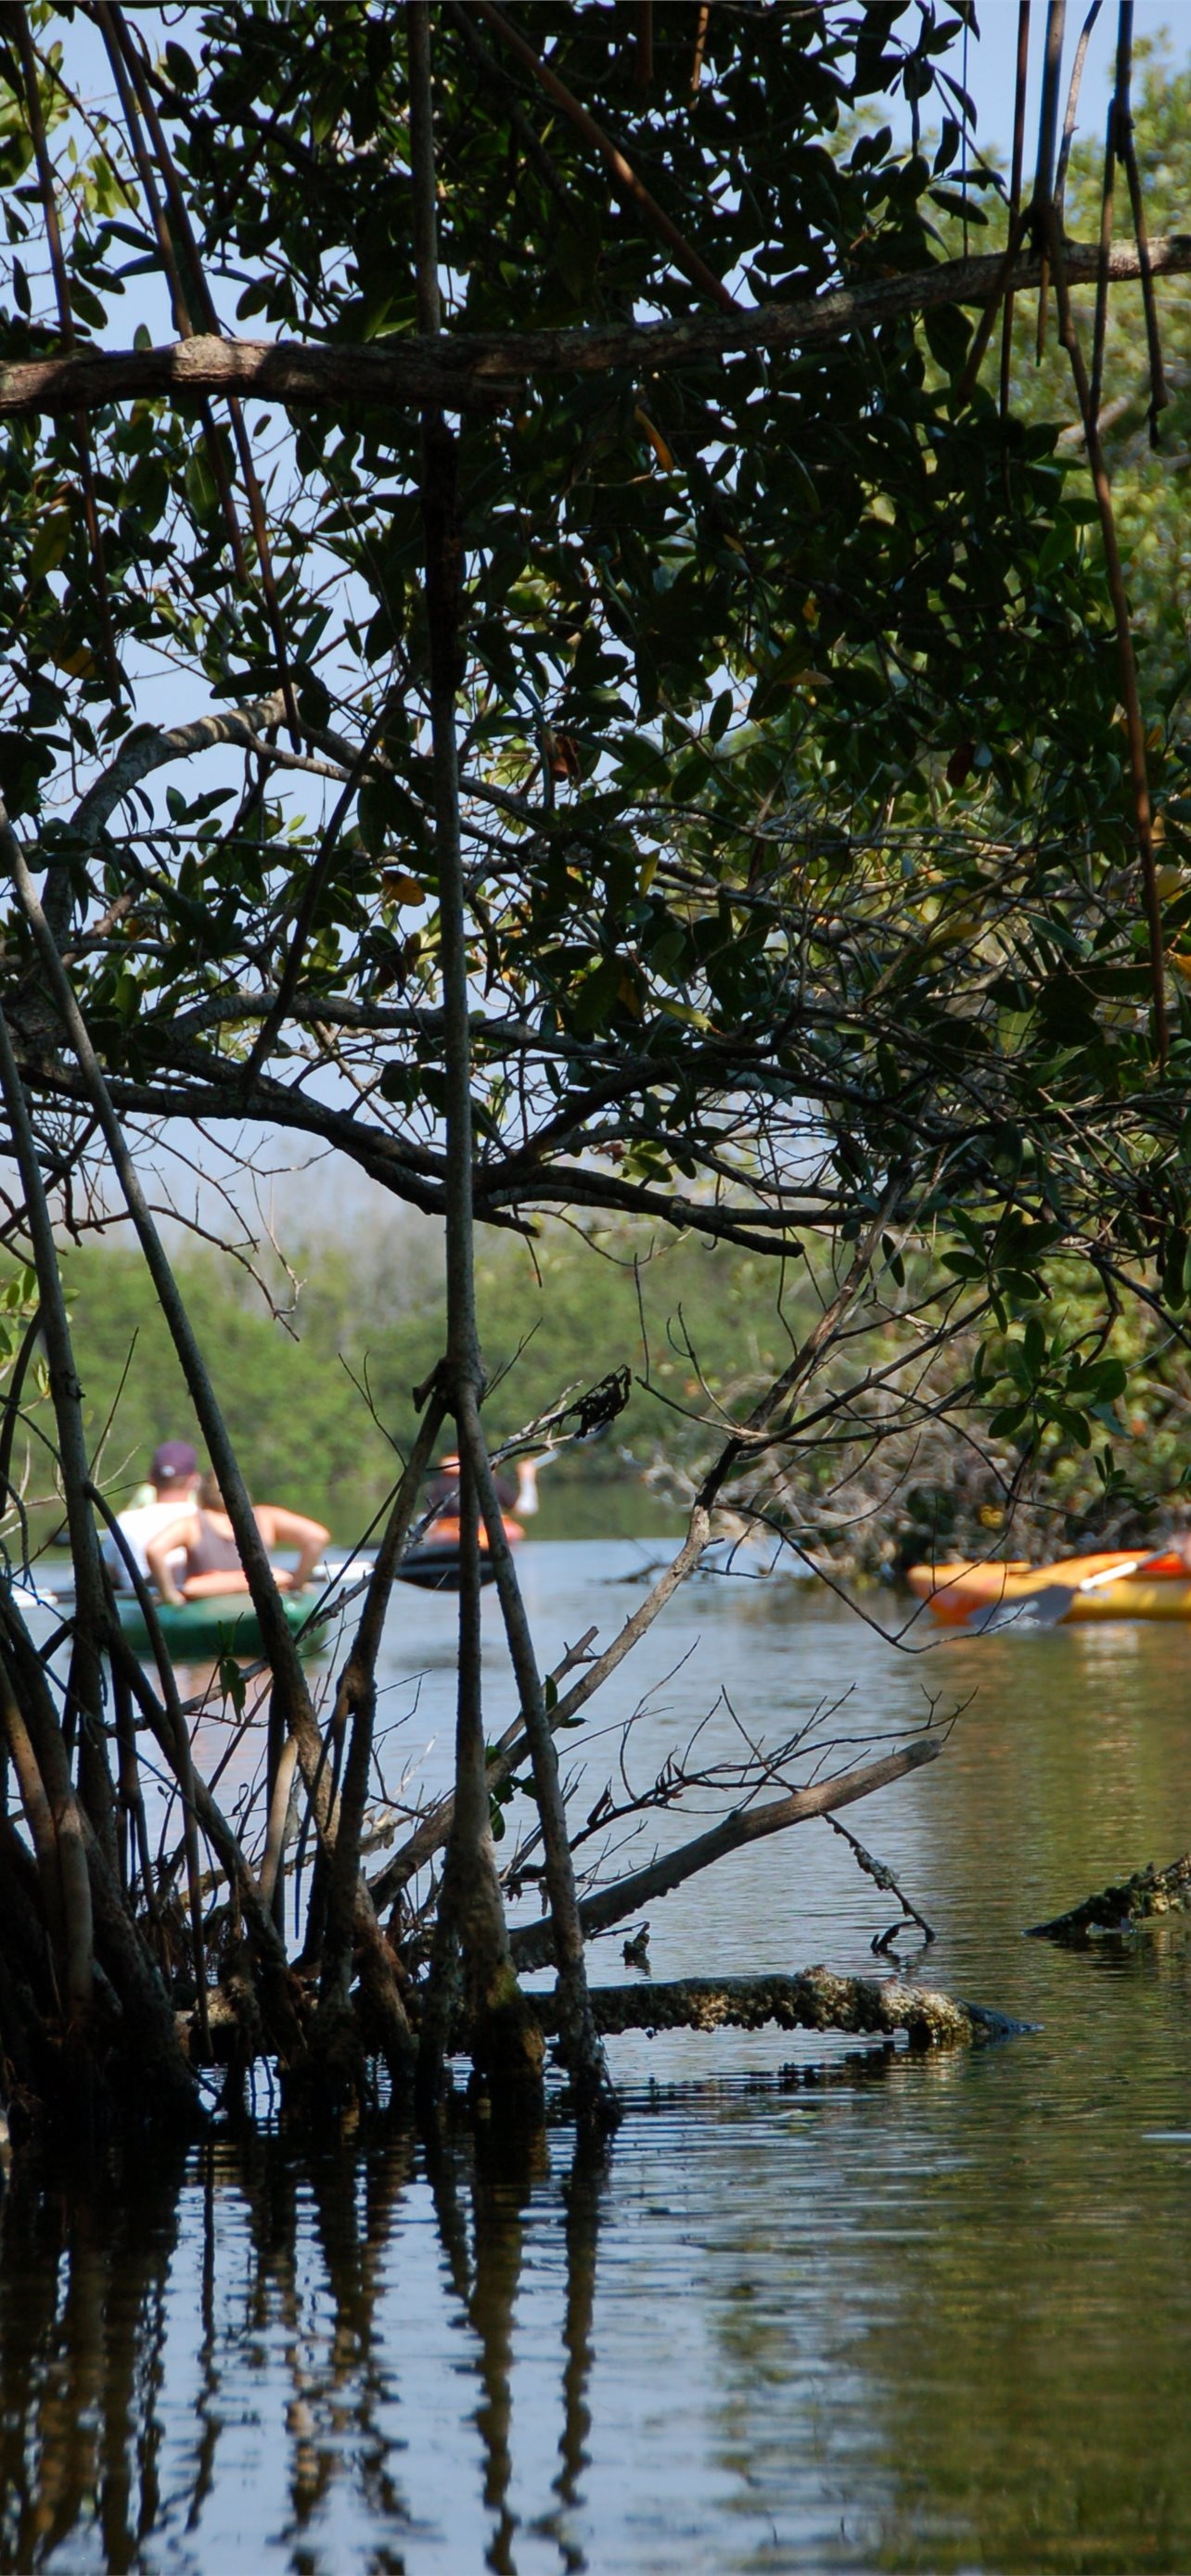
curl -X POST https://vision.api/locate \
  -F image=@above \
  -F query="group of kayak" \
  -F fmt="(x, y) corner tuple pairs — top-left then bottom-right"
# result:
(102, 1440), (542, 1660)
(46, 1432), (1191, 1654)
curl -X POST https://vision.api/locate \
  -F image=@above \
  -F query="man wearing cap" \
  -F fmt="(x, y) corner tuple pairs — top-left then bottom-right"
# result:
(102, 1441), (200, 1592)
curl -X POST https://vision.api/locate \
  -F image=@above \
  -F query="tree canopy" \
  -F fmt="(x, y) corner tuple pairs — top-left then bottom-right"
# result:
(0, 1), (1190, 2139)
(0, 0), (1184, 1283)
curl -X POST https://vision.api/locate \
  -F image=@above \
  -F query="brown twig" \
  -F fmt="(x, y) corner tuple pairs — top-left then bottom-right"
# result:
(1055, 0), (1103, 215)
(635, 0), (652, 93)
(1089, 23), (1120, 427)
(369, 1622), (598, 1906)
(102, 3), (300, 727)
(1033, 0), (1069, 357)
(240, 696), (395, 1090)
(444, 3), (583, 219)
(109, 1629), (306, 2066)
(318, 1391), (445, 2009)
(1110, 1), (1169, 443)
(955, 206), (1031, 413)
(91, 1), (249, 580)
(510, 1736), (943, 1970)
(459, 1382), (613, 2123)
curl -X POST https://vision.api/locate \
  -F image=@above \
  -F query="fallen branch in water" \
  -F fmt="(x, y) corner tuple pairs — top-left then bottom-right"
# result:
(530, 1967), (1031, 2048)
(1027, 1853), (1191, 1943)
(181, 1960), (1030, 2068)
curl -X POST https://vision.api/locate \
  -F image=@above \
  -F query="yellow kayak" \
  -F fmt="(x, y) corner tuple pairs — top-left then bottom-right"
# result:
(906, 1550), (1191, 1627)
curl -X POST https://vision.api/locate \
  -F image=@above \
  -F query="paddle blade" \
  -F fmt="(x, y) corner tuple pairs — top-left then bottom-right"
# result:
(968, 1584), (1076, 1635)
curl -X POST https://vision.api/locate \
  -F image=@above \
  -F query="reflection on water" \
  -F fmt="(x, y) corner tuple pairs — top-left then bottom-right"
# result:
(6, 1548), (1191, 2571)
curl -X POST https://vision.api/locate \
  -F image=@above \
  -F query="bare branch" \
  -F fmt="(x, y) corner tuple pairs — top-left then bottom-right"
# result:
(509, 1733), (944, 1970)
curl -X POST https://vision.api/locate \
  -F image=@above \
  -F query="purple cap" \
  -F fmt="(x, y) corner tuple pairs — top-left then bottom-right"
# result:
(150, 1440), (198, 1486)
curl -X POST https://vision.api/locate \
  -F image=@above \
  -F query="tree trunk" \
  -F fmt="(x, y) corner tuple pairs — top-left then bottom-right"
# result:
(416, 1460), (544, 2122)
(459, 1385), (614, 2125)
(410, 0), (543, 2123)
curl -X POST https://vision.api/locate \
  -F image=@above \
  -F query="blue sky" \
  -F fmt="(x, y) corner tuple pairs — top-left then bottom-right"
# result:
(946, 3), (1188, 164)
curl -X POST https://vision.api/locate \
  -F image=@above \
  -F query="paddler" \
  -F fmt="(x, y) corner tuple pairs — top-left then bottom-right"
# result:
(427, 1451), (516, 1514)
(102, 1440), (200, 1591)
(425, 1451), (540, 1537)
(144, 1471), (329, 1606)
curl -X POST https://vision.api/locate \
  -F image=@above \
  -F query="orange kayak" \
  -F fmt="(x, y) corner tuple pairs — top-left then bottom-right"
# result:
(907, 1550), (1191, 1626)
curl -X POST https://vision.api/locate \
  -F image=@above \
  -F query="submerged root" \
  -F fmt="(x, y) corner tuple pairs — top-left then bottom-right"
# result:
(1027, 1852), (1191, 1943)
(467, 1968), (547, 2121)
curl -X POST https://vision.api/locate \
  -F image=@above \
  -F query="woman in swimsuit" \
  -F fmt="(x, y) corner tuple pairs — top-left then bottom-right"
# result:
(145, 1471), (330, 1607)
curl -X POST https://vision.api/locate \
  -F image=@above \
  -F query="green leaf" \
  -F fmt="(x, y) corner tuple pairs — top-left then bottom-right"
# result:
(28, 516), (70, 580)
(164, 40), (198, 90)
(218, 1654), (247, 1717)
(708, 689), (734, 744)
(184, 447), (219, 520)
(70, 276), (109, 330)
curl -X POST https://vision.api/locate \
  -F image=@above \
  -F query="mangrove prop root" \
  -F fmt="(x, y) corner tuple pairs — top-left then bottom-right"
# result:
(1027, 1852), (1191, 1944)
(531, 1968), (1032, 2050)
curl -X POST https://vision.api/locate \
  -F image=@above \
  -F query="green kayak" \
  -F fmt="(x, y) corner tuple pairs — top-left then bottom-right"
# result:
(116, 1590), (323, 1661)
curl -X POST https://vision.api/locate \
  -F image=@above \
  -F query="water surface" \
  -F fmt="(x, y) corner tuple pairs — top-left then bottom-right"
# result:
(5, 1543), (1191, 2573)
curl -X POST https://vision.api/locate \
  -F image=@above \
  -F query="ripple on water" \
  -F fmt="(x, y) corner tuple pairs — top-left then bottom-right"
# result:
(5, 1549), (1191, 2571)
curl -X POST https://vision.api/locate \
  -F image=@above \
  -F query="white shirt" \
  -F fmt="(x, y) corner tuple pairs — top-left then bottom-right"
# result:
(102, 1498), (190, 1590)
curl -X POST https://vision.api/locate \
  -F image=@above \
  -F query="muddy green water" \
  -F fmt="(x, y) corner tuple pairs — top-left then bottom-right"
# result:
(6, 1542), (1191, 2573)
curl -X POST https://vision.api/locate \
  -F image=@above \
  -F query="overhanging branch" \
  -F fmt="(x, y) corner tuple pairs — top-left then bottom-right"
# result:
(2, 239), (1188, 419)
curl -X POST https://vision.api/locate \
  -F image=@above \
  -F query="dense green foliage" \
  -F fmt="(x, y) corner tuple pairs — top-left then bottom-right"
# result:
(0, 3), (1181, 1281)
(38, 1208), (1191, 1576)
(54, 1217), (805, 1536)
(0, 4), (1186, 1597)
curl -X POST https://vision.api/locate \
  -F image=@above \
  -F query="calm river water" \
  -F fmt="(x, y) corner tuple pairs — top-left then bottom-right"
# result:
(6, 1539), (1191, 2573)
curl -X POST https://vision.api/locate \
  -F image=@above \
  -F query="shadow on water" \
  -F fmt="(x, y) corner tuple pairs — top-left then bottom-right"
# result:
(12, 1570), (1191, 2570)
(5, 1997), (1191, 2572)
(0, 2106), (616, 2576)
(0, 2136), (192, 2571)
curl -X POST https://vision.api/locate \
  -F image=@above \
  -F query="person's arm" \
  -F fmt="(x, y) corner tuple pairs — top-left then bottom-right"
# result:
(254, 1505), (330, 1594)
(144, 1512), (196, 1605)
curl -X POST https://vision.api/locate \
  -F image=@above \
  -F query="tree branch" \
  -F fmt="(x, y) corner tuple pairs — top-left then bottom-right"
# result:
(2, 240), (1187, 418)
(531, 1966), (1031, 2047)
(509, 1734), (942, 1971)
